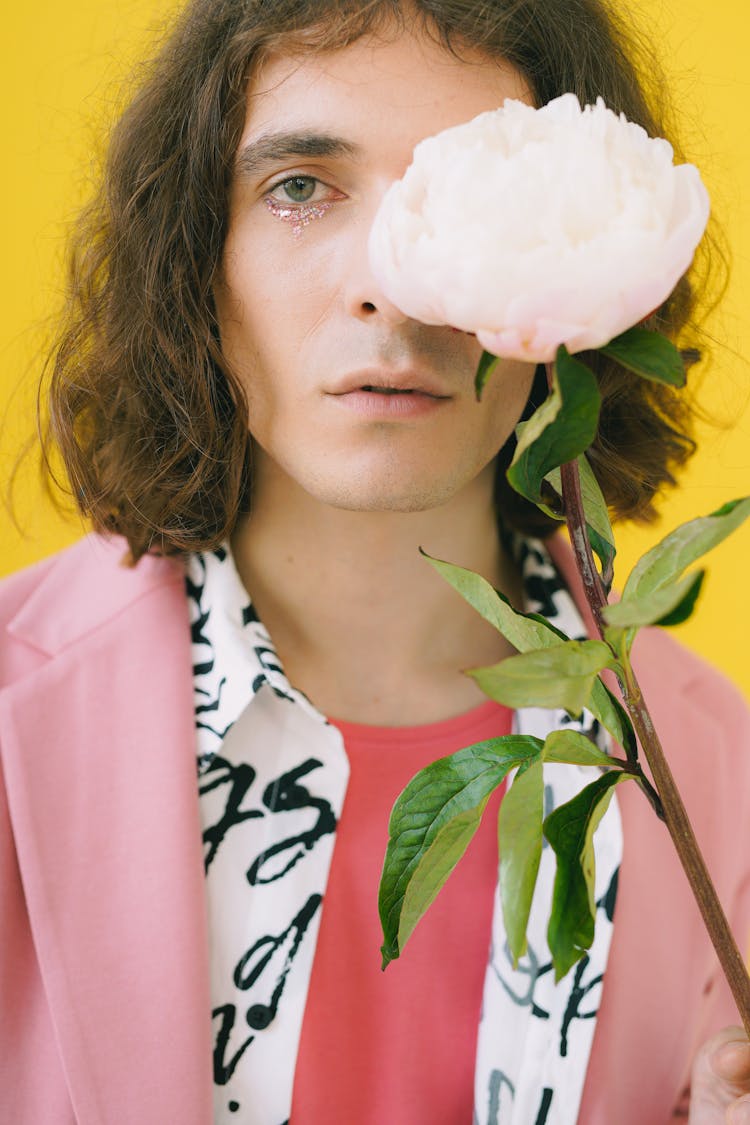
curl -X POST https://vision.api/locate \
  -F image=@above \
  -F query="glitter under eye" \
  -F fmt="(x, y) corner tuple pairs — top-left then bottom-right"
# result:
(265, 196), (335, 237)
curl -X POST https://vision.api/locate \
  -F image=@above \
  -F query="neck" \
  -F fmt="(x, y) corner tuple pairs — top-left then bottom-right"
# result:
(231, 461), (522, 725)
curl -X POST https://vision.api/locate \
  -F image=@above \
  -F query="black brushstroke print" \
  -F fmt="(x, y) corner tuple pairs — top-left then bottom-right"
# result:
(534, 1088), (554, 1124)
(249, 641), (316, 708)
(233, 893), (323, 1030)
(242, 603), (259, 626)
(200, 755), (264, 871)
(186, 562), (212, 657)
(195, 676), (227, 718)
(253, 642), (285, 678)
(247, 761), (336, 885)
(200, 753), (336, 878)
(486, 1069), (515, 1123)
(516, 535), (590, 640)
(494, 938), (553, 1020)
(523, 574), (560, 619)
(187, 559), (226, 726)
(557, 877), (619, 1054)
(600, 867), (619, 923)
(212, 896), (322, 1085)
(559, 956), (601, 1057)
(212, 1004), (254, 1085)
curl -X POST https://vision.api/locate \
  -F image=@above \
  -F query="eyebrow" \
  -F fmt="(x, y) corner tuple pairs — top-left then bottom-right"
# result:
(234, 130), (363, 179)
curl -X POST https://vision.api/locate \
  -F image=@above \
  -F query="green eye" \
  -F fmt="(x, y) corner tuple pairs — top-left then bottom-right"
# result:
(282, 176), (317, 203)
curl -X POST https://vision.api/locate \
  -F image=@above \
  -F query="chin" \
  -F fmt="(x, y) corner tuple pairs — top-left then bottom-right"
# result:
(307, 475), (466, 514)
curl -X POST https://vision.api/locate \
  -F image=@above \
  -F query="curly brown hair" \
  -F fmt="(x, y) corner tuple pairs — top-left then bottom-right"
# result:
(40, 0), (724, 562)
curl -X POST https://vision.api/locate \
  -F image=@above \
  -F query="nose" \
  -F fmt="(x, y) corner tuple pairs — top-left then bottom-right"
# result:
(342, 209), (410, 327)
(352, 294), (409, 325)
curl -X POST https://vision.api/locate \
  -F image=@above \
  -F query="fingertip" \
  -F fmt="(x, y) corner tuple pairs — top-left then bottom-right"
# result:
(727, 1094), (750, 1125)
(712, 1040), (750, 1083)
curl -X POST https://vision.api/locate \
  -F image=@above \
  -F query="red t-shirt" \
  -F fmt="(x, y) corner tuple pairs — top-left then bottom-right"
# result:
(291, 699), (512, 1124)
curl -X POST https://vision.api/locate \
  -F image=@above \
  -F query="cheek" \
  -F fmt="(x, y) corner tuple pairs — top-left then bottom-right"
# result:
(481, 361), (538, 446)
(218, 238), (333, 370)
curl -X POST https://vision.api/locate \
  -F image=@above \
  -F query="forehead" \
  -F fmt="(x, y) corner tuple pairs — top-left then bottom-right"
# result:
(238, 26), (533, 170)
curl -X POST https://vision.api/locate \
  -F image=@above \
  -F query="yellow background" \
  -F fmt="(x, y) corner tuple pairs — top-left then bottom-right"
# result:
(2, 0), (749, 698)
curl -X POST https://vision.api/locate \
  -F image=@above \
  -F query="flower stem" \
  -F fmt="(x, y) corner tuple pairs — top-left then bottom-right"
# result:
(620, 663), (750, 1038)
(559, 460), (608, 632)
(558, 449), (750, 1036)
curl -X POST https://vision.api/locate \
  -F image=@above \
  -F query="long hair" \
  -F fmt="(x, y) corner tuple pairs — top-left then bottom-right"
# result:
(41, 0), (723, 561)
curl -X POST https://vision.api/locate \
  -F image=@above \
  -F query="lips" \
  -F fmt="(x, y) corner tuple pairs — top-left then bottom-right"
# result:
(326, 382), (452, 419)
(329, 369), (452, 398)
(361, 386), (420, 395)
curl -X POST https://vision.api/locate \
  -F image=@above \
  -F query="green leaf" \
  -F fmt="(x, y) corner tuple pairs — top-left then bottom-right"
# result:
(605, 570), (705, 630)
(422, 552), (566, 653)
(545, 771), (630, 980)
(468, 639), (616, 716)
(602, 623), (636, 672)
(507, 346), (601, 506)
(422, 551), (637, 755)
(546, 455), (616, 589)
(542, 729), (616, 770)
(601, 327), (686, 387)
(474, 350), (500, 401)
(590, 683), (638, 760)
(623, 498), (750, 602)
(657, 571), (706, 627)
(498, 760), (544, 965)
(398, 804), (489, 953)
(379, 736), (543, 968)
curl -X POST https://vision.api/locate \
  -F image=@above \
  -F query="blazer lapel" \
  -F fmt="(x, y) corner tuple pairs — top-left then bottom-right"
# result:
(0, 535), (213, 1124)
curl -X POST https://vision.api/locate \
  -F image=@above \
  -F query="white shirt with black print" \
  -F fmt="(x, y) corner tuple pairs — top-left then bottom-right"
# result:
(186, 537), (622, 1125)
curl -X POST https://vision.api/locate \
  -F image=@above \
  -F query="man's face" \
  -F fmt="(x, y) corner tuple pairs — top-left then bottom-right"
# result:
(216, 23), (537, 513)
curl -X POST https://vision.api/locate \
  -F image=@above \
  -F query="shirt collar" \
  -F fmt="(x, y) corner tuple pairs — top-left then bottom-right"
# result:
(186, 546), (326, 772)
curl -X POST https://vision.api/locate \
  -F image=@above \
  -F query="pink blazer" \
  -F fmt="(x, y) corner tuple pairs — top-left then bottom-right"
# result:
(0, 533), (748, 1124)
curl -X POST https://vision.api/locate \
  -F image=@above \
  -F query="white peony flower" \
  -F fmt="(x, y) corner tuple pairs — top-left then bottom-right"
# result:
(368, 94), (710, 364)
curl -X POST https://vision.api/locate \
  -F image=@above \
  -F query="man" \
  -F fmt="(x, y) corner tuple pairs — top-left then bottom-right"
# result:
(1, 1), (749, 1122)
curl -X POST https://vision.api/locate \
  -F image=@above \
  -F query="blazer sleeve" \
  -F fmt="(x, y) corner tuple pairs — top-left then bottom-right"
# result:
(685, 666), (750, 1035)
